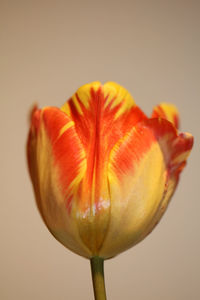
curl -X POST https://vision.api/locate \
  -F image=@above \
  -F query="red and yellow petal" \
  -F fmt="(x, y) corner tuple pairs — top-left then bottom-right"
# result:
(135, 120), (193, 242)
(152, 102), (180, 129)
(27, 106), (92, 257)
(61, 82), (147, 157)
(99, 118), (193, 258)
(60, 82), (148, 253)
(60, 81), (147, 212)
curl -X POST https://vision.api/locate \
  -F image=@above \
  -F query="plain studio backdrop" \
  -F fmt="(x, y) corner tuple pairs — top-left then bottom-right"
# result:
(0, 1), (199, 299)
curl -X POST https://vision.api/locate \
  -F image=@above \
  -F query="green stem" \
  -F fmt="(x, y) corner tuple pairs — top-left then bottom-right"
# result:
(90, 257), (107, 300)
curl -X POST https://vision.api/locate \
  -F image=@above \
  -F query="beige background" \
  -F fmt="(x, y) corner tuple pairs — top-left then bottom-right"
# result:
(1, 0), (199, 299)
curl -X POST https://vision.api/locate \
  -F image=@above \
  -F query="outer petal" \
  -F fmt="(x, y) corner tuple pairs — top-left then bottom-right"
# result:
(60, 82), (147, 254)
(27, 106), (91, 257)
(61, 82), (147, 156)
(99, 118), (193, 258)
(152, 102), (180, 129)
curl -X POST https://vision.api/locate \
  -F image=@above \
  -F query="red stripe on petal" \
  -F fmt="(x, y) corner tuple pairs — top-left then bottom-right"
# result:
(109, 125), (156, 180)
(42, 107), (86, 211)
(29, 105), (41, 134)
(143, 118), (193, 179)
(63, 86), (147, 189)
(27, 106), (41, 179)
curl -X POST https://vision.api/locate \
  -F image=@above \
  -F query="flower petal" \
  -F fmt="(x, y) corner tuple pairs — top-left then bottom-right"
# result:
(99, 118), (193, 258)
(152, 102), (179, 129)
(60, 82), (148, 253)
(27, 106), (92, 257)
(135, 119), (193, 241)
(60, 81), (147, 211)
(61, 82), (147, 158)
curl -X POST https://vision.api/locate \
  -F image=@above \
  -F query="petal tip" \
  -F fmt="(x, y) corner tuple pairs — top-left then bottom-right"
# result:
(152, 102), (180, 129)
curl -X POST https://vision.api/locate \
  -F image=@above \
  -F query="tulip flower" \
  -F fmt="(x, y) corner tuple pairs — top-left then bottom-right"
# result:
(27, 81), (193, 300)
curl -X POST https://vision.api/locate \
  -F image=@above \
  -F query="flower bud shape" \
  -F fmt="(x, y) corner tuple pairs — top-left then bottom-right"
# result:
(27, 82), (193, 259)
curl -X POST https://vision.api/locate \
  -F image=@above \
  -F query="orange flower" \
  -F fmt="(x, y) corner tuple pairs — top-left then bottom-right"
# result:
(27, 82), (193, 259)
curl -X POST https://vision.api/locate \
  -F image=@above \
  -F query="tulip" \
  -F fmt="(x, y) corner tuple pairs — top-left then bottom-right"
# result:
(27, 81), (193, 300)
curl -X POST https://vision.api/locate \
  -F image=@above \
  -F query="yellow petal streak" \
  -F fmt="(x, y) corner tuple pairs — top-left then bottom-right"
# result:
(104, 82), (135, 119)
(61, 81), (101, 116)
(58, 121), (74, 138)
